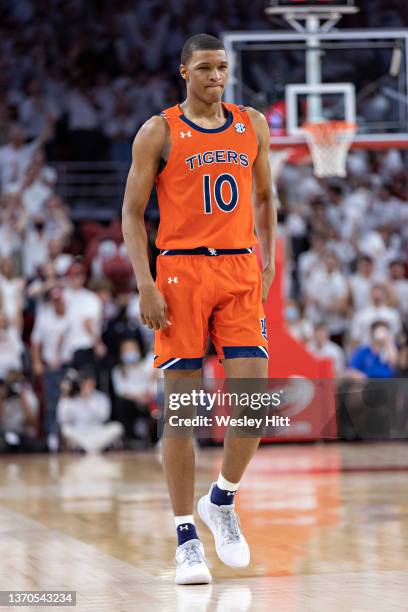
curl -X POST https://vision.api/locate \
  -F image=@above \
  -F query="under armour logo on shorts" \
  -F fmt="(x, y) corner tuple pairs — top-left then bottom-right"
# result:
(168, 277), (179, 283)
(180, 131), (192, 138)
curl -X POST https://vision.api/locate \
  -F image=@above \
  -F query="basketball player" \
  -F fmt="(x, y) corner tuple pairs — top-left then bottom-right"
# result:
(122, 34), (276, 584)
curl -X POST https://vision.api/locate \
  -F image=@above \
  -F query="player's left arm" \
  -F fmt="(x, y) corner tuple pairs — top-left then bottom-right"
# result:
(247, 107), (277, 302)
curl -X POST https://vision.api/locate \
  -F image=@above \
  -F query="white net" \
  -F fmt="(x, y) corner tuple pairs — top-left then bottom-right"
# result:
(302, 121), (356, 178)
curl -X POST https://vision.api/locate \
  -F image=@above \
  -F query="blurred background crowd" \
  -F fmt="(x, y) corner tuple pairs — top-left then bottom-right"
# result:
(0, 0), (406, 453)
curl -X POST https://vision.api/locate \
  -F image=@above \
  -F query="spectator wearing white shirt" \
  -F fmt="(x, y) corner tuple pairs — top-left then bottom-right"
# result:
(0, 311), (23, 379)
(358, 225), (401, 277)
(325, 184), (346, 235)
(57, 370), (124, 453)
(388, 260), (408, 320)
(350, 282), (402, 348)
(31, 288), (71, 444)
(0, 256), (25, 332)
(21, 215), (50, 279)
(112, 338), (157, 445)
(26, 260), (60, 310)
(66, 85), (101, 131)
(19, 78), (58, 140)
(0, 124), (38, 193)
(43, 196), (74, 246)
(0, 200), (23, 259)
(304, 251), (350, 343)
(62, 261), (106, 369)
(0, 122), (52, 193)
(66, 81), (107, 161)
(297, 233), (326, 296)
(284, 298), (314, 345)
(104, 91), (138, 161)
(370, 184), (405, 231)
(307, 322), (345, 377)
(349, 255), (377, 312)
(20, 158), (54, 219)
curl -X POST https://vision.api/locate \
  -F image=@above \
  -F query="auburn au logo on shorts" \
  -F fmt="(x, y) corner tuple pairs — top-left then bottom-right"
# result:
(260, 318), (268, 340)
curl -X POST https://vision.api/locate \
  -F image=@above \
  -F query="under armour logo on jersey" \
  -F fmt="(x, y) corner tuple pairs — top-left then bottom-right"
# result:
(208, 248), (217, 256)
(234, 122), (246, 133)
(180, 131), (192, 138)
(168, 277), (178, 283)
(179, 524), (189, 531)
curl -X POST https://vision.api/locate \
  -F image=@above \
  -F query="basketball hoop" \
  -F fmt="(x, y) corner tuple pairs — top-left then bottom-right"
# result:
(302, 120), (356, 178)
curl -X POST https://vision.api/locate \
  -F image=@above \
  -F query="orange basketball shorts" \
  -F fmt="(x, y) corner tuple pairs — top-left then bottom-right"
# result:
(153, 248), (268, 370)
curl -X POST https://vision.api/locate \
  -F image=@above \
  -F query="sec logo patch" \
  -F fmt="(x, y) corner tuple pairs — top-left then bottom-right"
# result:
(234, 122), (246, 133)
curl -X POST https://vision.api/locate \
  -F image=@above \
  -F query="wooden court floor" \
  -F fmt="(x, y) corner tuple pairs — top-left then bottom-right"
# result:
(1, 442), (408, 611)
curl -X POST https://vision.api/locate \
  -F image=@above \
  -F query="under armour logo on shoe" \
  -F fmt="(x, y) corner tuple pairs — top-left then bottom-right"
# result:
(180, 131), (192, 138)
(168, 277), (178, 283)
(226, 491), (236, 496)
(179, 524), (189, 531)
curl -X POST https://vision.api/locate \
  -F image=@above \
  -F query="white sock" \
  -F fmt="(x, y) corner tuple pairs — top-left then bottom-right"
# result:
(174, 514), (195, 528)
(216, 473), (240, 492)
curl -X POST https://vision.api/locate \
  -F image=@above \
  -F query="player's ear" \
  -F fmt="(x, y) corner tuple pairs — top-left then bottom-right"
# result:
(179, 64), (188, 82)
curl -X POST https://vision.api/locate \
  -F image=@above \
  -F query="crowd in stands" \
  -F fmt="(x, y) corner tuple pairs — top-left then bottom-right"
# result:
(280, 147), (408, 380)
(0, 1), (406, 452)
(0, 136), (158, 453)
(0, 0), (405, 161)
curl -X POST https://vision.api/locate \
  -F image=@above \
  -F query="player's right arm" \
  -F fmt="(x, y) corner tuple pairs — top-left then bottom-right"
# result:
(122, 116), (170, 331)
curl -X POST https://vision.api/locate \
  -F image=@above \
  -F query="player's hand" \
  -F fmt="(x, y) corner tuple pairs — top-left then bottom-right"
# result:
(261, 264), (275, 303)
(139, 285), (171, 331)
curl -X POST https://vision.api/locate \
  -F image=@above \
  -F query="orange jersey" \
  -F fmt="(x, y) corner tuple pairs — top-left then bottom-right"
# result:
(155, 103), (258, 250)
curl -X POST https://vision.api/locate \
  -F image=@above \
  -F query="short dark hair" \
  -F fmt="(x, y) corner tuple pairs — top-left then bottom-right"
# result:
(370, 320), (389, 334)
(181, 33), (225, 65)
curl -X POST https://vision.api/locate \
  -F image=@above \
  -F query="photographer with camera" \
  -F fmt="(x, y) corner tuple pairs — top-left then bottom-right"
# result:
(0, 370), (45, 452)
(57, 369), (124, 453)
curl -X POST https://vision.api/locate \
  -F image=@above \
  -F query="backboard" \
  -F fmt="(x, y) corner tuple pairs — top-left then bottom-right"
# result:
(223, 28), (408, 151)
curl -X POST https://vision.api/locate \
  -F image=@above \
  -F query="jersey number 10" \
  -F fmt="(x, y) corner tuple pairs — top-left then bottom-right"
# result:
(203, 173), (239, 214)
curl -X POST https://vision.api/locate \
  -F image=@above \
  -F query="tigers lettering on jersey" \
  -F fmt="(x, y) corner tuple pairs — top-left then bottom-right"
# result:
(185, 150), (249, 171)
(155, 102), (259, 250)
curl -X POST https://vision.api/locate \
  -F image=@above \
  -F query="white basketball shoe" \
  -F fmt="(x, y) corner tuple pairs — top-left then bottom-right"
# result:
(175, 539), (212, 585)
(197, 484), (250, 568)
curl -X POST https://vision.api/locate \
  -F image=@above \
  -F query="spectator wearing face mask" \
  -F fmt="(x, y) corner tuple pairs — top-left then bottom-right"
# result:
(347, 321), (398, 379)
(284, 299), (314, 345)
(112, 338), (157, 446)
